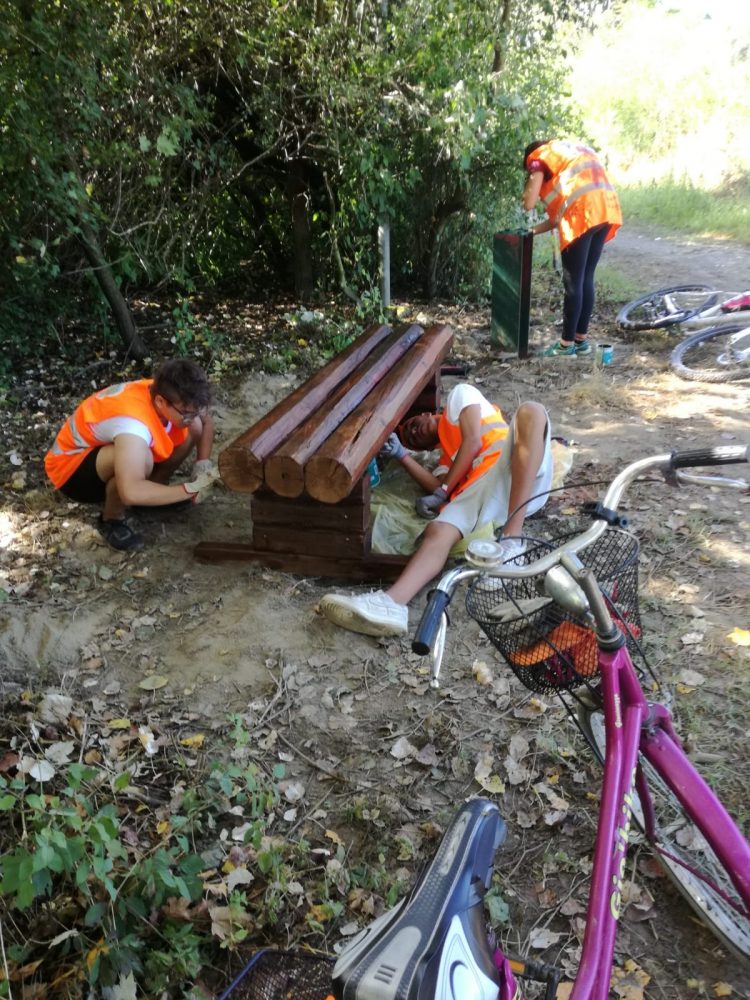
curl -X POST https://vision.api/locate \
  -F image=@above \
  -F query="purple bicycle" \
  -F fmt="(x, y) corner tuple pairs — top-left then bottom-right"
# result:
(330, 445), (750, 1000)
(223, 447), (749, 1000)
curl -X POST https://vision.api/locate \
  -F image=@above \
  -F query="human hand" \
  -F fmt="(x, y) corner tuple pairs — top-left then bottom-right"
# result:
(193, 458), (215, 476)
(415, 485), (448, 520)
(379, 432), (408, 462)
(182, 467), (220, 504)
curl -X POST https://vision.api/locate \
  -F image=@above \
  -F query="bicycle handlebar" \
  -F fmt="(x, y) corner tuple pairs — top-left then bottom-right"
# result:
(411, 445), (749, 657)
(412, 588), (452, 656)
(668, 444), (749, 469)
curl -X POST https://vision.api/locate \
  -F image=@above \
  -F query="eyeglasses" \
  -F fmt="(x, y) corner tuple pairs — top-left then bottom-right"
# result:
(166, 399), (201, 423)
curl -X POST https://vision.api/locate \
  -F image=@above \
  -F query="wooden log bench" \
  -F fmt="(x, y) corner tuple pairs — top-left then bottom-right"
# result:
(194, 321), (454, 580)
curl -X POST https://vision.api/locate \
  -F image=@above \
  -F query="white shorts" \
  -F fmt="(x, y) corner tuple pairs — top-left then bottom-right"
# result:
(436, 409), (553, 537)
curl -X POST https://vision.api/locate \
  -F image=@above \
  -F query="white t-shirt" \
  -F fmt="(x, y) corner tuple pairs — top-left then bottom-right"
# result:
(444, 383), (498, 425)
(89, 416), (156, 447)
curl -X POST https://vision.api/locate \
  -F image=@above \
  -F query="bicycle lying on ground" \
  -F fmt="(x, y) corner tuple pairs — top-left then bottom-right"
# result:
(222, 446), (750, 1000)
(616, 284), (750, 382)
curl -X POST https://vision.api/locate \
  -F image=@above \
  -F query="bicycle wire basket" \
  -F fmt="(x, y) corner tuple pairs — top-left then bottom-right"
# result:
(465, 528), (641, 695)
(219, 948), (335, 1000)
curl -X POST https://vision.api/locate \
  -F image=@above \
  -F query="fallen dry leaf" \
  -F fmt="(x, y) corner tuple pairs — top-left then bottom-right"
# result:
(727, 627), (750, 647)
(180, 733), (205, 749)
(138, 675), (168, 691)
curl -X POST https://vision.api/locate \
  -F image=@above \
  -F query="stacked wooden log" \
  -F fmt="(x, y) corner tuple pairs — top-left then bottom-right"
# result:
(219, 322), (453, 502)
(199, 321), (453, 579)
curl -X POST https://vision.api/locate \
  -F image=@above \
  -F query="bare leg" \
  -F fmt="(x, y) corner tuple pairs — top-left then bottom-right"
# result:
(502, 402), (548, 537)
(386, 521), (461, 606)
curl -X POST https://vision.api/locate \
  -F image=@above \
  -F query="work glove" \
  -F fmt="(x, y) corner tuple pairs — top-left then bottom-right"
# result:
(193, 458), (216, 476)
(415, 484), (449, 520)
(379, 432), (408, 462)
(182, 466), (220, 504)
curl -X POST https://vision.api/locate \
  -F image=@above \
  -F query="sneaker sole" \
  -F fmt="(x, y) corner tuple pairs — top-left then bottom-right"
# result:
(318, 597), (407, 637)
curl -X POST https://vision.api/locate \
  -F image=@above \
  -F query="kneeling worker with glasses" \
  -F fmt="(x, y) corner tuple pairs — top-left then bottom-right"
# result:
(45, 359), (218, 551)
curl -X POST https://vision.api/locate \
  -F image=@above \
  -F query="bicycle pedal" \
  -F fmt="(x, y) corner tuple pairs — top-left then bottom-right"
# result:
(332, 799), (506, 1000)
(510, 955), (563, 1000)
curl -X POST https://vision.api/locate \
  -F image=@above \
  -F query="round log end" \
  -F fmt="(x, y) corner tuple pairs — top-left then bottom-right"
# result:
(218, 446), (263, 494)
(305, 457), (355, 504)
(263, 454), (305, 498)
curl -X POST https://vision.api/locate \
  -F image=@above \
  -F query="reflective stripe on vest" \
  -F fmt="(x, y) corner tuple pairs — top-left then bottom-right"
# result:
(44, 379), (188, 489)
(533, 141), (621, 251)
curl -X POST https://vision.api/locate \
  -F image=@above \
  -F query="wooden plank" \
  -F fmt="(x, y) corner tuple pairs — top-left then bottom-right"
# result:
(304, 323), (453, 503)
(253, 526), (372, 559)
(194, 542), (409, 581)
(263, 324), (424, 498)
(218, 323), (393, 494)
(251, 496), (370, 532)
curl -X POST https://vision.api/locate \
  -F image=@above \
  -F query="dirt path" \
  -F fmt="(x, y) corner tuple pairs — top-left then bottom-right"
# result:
(2, 224), (750, 998)
(603, 220), (750, 292)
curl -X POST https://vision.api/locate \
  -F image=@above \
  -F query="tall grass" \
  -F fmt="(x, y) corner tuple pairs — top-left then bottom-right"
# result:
(619, 179), (750, 246)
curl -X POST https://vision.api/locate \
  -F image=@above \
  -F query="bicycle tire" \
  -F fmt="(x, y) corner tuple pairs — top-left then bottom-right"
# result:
(670, 323), (750, 382)
(577, 707), (750, 961)
(616, 284), (719, 331)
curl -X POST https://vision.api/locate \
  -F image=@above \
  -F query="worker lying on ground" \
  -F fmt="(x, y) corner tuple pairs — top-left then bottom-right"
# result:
(318, 382), (553, 636)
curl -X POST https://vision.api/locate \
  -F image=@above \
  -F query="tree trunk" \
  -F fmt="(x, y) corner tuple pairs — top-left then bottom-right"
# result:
(287, 160), (314, 298)
(78, 220), (146, 360)
(425, 193), (467, 298)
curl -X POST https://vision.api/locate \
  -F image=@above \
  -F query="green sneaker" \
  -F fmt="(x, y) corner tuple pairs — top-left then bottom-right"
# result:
(574, 340), (592, 355)
(542, 343), (577, 357)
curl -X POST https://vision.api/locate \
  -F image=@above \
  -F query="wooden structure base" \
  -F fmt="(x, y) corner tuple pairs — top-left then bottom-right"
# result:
(194, 542), (409, 582)
(196, 353), (451, 580)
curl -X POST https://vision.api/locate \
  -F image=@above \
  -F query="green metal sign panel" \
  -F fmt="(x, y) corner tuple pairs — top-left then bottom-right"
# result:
(491, 231), (533, 357)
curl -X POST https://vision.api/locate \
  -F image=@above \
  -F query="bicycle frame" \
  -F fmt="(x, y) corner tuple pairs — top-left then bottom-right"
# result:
(492, 638), (750, 1000)
(489, 641), (645, 1000)
(637, 707), (750, 909)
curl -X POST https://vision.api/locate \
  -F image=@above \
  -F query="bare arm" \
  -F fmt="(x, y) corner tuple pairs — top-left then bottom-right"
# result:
(522, 171), (556, 235)
(444, 403), (483, 495)
(521, 170), (543, 211)
(112, 434), (195, 506)
(194, 411), (214, 461)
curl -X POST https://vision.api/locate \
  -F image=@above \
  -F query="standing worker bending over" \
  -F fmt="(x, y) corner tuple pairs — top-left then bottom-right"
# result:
(45, 359), (216, 551)
(523, 138), (621, 357)
(319, 383), (552, 637)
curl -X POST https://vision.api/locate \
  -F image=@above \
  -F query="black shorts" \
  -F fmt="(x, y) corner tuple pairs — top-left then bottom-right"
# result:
(58, 449), (106, 504)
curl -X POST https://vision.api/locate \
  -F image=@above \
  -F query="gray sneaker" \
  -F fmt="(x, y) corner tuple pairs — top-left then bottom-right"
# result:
(318, 590), (409, 637)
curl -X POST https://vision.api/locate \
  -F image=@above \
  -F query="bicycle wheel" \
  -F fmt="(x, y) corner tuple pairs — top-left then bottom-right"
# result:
(616, 285), (719, 331)
(577, 707), (750, 960)
(670, 323), (750, 382)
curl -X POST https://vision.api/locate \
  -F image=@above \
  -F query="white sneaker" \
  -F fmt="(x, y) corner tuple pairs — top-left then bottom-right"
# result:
(495, 536), (527, 564)
(318, 590), (409, 637)
(474, 537), (527, 592)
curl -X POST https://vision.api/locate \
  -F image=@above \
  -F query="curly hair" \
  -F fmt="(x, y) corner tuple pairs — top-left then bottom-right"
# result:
(152, 359), (211, 409)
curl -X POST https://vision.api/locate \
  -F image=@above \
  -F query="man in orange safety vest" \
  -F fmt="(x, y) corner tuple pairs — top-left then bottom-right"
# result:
(45, 358), (216, 551)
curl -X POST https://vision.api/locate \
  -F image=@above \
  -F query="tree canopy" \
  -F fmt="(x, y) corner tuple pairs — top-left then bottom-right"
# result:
(0, 0), (609, 368)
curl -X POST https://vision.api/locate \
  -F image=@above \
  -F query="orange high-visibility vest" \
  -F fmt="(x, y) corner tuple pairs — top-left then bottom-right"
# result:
(437, 405), (509, 499)
(529, 140), (621, 251)
(44, 379), (188, 488)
